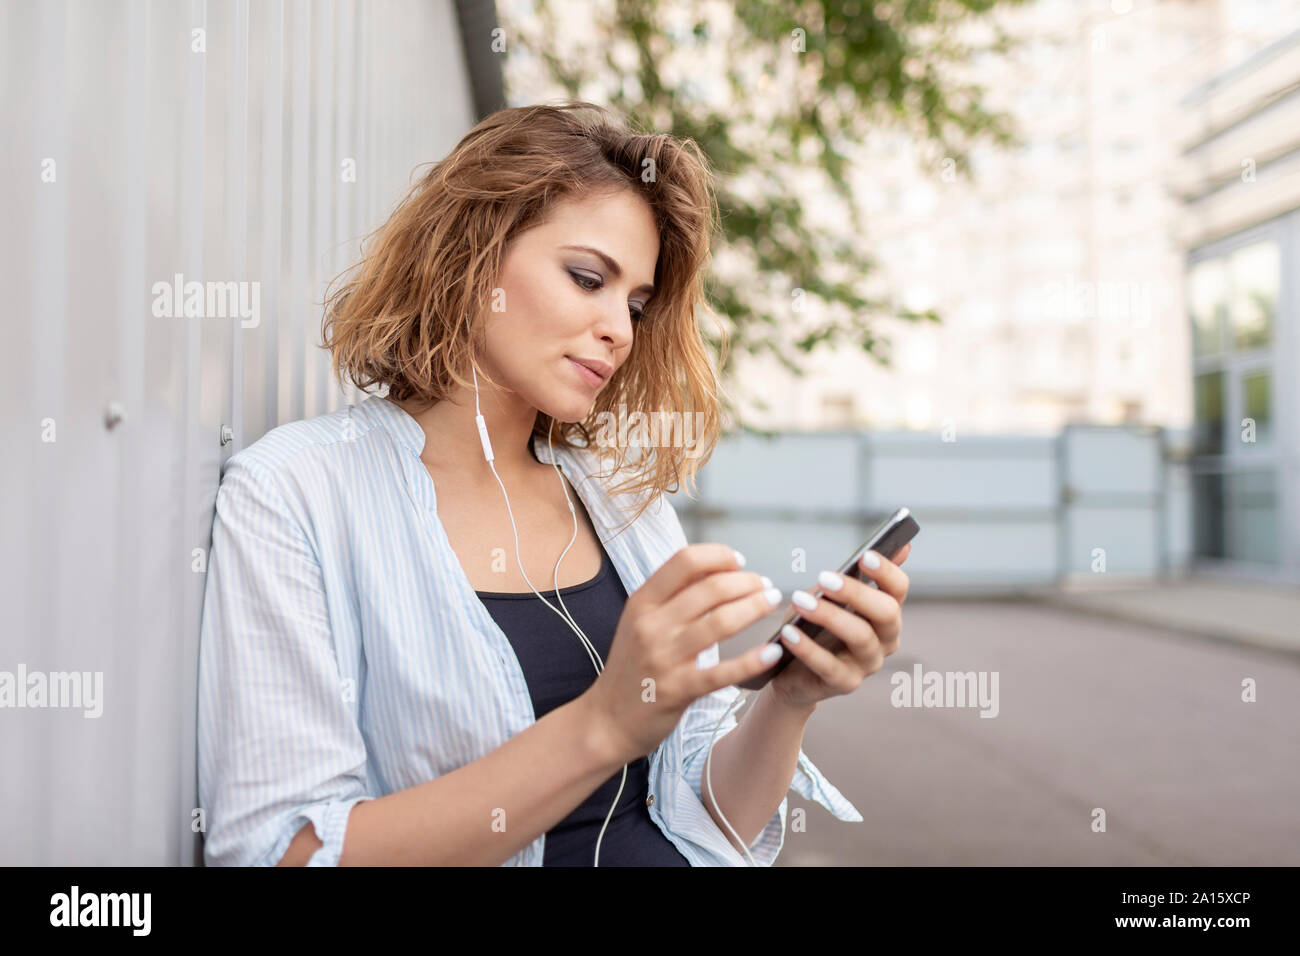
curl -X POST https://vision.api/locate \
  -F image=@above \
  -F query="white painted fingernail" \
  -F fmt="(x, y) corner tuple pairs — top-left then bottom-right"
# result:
(791, 589), (817, 610)
(764, 586), (783, 607)
(759, 644), (782, 665)
(760, 575), (772, 589)
(733, 549), (746, 568)
(818, 570), (843, 590)
(861, 550), (881, 570)
(781, 624), (802, 644)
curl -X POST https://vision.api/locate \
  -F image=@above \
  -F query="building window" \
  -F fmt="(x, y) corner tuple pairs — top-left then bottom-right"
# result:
(1227, 469), (1281, 565)
(1228, 241), (1278, 350)
(1192, 371), (1224, 456)
(1189, 258), (1227, 357)
(1187, 235), (1282, 567)
(1241, 368), (1272, 446)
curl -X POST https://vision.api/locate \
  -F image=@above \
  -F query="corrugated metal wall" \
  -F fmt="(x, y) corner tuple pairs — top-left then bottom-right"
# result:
(0, 0), (478, 864)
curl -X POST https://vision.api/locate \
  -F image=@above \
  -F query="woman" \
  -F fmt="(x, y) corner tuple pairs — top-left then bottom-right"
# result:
(197, 102), (910, 867)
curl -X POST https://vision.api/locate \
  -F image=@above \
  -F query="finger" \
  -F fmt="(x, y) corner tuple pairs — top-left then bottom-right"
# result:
(777, 624), (861, 692)
(814, 570), (902, 645)
(672, 579), (786, 660)
(893, 542), (912, 567)
(658, 569), (773, 629)
(857, 549), (910, 605)
(688, 638), (785, 696)
(788, 586), (880, 662)
(638, 543), (748, 608)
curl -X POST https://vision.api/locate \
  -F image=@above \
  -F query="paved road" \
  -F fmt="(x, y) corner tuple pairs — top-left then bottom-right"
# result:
(754, 598), (1300, 866)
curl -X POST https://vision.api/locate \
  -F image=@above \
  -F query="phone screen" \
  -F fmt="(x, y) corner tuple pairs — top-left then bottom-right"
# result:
(731, 507), (920, 690)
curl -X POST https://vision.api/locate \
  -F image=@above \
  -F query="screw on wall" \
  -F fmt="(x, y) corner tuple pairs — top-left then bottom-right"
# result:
(104, 402), (125, 430)
(220, 425), (234, 446)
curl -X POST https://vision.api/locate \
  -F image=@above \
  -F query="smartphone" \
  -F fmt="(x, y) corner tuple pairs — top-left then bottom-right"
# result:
(735, 507), (920, 691)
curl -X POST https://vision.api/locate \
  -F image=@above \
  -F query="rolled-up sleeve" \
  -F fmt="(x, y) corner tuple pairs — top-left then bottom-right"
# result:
(676, 674), (864, 866)
(197, 456), (374, 866)
(653, 495), (864, 866)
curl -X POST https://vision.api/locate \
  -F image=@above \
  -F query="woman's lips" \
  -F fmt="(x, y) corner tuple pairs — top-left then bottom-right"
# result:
(567, 357), (605, 388)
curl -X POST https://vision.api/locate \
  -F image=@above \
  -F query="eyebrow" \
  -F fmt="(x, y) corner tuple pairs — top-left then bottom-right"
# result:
(562, 245), (656, 295)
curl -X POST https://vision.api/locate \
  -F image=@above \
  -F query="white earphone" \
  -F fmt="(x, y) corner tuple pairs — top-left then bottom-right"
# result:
(471, 361), (758, 866)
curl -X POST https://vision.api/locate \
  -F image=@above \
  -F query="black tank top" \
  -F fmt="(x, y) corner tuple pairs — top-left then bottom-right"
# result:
(475, 545), (691, 866)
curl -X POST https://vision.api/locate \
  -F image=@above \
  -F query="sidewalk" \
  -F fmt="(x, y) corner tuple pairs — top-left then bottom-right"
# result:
(1024, 573), (1300, 658)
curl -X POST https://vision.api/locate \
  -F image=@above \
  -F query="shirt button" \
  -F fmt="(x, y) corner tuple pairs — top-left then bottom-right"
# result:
(645, 794), (654, 807)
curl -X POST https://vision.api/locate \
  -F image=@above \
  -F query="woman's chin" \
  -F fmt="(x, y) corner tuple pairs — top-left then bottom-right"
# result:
(539, 400), (593, 426)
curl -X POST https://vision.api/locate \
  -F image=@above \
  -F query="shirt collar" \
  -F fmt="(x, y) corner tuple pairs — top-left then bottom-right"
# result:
(365, 393), (575, 468)
(363, 394), (428, 458)
(363, 393), (611, 528)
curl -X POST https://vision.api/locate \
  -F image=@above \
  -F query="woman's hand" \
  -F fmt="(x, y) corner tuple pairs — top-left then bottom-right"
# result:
(768, 542), (912, 712)
(582, 543), (788, 765)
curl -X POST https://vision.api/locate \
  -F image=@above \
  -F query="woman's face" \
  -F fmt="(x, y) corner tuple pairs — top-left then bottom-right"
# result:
(480, 188), (659, 423)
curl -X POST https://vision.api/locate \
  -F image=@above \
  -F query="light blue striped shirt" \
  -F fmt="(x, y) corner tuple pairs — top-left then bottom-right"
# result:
(197, 393), (863, 866)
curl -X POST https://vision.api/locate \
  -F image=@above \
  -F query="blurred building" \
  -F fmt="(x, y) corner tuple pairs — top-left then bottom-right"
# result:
(727, 0), (1300, 581)
(1173, 23), (1300, 577)
(734, 0), (1221, 434)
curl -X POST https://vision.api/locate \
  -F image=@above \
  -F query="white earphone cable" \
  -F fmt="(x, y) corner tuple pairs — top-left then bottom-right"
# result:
(542, 415), (630, 865)
(472, 362), (756, 867)
(704, 692), (758, 866)
(474, 364), (627, 866)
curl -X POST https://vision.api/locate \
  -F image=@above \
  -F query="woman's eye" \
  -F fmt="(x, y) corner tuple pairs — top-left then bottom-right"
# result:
(569, 271), (600, 292)
(569, 270), (645, 321)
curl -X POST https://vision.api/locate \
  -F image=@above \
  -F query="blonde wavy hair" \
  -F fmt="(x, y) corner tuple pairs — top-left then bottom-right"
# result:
(322, 101), (727, 534)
